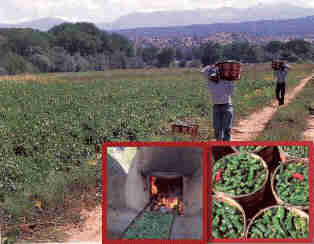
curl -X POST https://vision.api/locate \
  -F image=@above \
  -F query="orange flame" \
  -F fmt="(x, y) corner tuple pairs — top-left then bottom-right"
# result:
(151, 177), (158, 194)
(150, 176), (184, 215)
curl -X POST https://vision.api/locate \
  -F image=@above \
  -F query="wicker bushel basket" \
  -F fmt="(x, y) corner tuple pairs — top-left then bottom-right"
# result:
(272, 60), (287, 71)
(271, 159), (309, 211)
(213, 152), (269, 209)
(278, 145), (309, 162)
(212, 193), (247, 238)
(245, 205), (309, 238)
(216, 60), (242, 81)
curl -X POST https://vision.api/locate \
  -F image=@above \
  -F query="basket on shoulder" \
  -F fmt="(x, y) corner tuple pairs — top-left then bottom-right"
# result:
(209, 60), (242, 81)
(272, 60), (288, 71)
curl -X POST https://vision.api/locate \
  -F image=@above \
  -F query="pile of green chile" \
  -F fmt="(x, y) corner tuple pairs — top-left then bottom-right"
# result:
(213, 153), (267, 196)
(212, 199), (245, 238)
(275, 162), (309, 206)
(280, 146), (309, 159)
(247, 206), (308, 238)
(123, 212), (173, 239)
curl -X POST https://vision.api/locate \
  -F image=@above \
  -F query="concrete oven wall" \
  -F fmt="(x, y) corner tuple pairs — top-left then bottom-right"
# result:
(124, 150), (150, 210)
(107, 154), (127, 209)
(125, 147), (202, 216)
(183, 166), (202, 216)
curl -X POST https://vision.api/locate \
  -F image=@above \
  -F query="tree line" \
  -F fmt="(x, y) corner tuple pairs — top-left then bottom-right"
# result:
(140, 39), (314, 68)
(0, 22), (313, 74)
(0, 22), (136, 74)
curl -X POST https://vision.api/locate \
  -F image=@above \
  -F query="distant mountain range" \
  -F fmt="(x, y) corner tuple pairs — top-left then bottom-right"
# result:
(106, 4), (314, 29)
(115, 15), (314, 38)
(1, 4), (314, 38)
(0, 17), (71, 31)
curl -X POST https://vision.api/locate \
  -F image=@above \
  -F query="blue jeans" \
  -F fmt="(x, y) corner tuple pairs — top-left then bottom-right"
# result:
(213, 104), (233, 141)
(276, 82), (286, 105)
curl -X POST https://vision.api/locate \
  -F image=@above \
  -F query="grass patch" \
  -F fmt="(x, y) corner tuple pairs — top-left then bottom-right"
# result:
(255, 78), (314, 141)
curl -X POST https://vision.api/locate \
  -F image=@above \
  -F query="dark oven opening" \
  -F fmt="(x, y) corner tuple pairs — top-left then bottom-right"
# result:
(149, 175), (184, 215)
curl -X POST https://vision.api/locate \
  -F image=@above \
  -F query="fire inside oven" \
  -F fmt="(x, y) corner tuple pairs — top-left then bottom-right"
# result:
(149, 175), (184, 215)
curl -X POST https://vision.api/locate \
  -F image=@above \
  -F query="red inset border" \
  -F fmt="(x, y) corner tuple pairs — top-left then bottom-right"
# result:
(207, 141), (314, 243)
(102, 141), (208, 244)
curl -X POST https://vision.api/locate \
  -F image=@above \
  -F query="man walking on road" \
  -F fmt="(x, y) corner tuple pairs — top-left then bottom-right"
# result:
(275, 63), (291, 106)
(201, 64), (234, 141)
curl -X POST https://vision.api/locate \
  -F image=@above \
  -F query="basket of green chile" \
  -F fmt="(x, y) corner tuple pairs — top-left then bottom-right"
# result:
(271, 159), (309, 211)
(212, 152), (269, 208)
(212, 193), (246, 238)
(245, 205), (309, 239)
(278, 146), (309, 161)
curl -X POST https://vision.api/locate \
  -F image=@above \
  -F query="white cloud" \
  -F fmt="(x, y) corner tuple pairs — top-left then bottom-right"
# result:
(1, 0), (314, 24)
(137, 0), (184, 9)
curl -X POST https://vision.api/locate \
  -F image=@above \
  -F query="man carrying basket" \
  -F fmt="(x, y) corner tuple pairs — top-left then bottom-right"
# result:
(274, 62), (291, 106)
(201, 62), (237, 141)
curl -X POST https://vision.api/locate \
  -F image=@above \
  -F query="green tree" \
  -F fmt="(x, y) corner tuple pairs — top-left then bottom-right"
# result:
(285, 39), (312, 57)
(110, 33), (132, 52)
(31, 54), (52, 72)
(201, 41), (219, 65)
(242, 46), (258, 63)
(192, 47), (202, 60)
(157, 48), (175, 68)
(183, 48), (193, 61)
(265, 41), (283, 54)
(175, 47), (184, 60)
(6, 54), (35, 74)
(142, 46), (159, 65)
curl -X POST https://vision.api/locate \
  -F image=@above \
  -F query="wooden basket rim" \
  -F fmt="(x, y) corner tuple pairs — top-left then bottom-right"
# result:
(232, 146), (265, 154)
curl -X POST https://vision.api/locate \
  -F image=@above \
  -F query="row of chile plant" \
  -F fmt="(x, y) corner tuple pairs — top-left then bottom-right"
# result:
(211, 146), (309, 239)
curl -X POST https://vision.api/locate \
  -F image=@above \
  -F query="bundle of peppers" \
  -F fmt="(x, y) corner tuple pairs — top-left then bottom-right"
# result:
(213, 153), (267, 196)
(124, 211), (173, 239)
(275, 162), (309, 206)
(212, 199), (245, 238)
(280, 146), (309, 159)
(247, 206), (308, 238)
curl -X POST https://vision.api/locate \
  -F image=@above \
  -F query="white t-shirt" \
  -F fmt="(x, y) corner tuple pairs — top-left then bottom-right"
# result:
(201, 66), (234, 104)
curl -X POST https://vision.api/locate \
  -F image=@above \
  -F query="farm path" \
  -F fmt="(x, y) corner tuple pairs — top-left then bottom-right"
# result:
(63, 205), (102, 243)
(231, 75), (313, 141)
(303, 114), (314, 142)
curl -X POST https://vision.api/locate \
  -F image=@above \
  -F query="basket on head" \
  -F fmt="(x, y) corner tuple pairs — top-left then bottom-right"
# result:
(216, 60), (242, 81)
(272, 60), (288, 71)
(271, 159), (309, 211)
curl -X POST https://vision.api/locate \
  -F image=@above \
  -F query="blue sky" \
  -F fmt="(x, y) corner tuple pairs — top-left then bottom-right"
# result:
(0, 0), (311, 24)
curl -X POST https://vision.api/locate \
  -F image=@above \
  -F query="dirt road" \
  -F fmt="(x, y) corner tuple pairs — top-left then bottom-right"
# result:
(303, 114), (314, 141)
(64, 206), (102, 243)
(231, 75), (313, 141)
